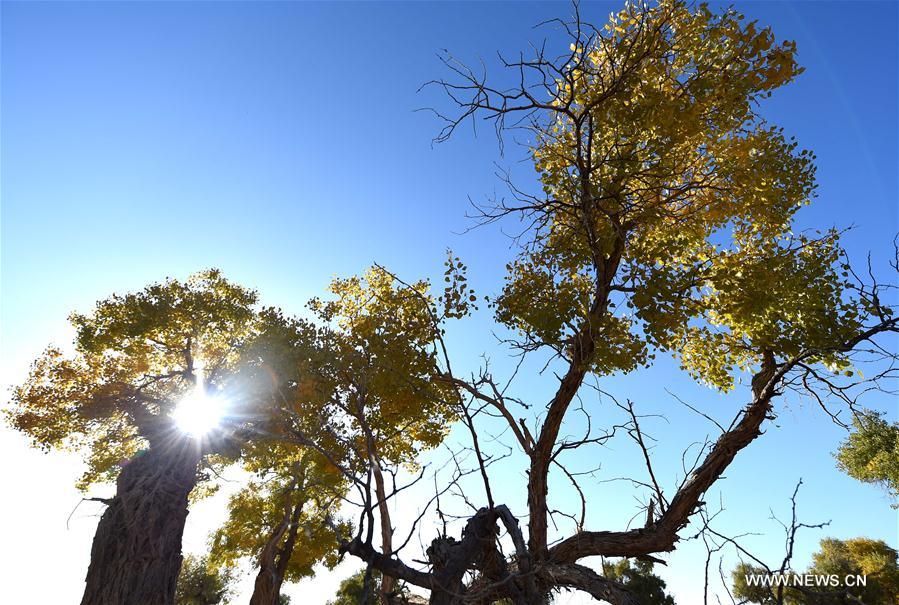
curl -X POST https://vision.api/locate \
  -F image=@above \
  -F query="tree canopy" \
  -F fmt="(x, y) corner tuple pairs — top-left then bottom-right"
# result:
(6, 269), (293, 489)
(210, 445), (348, 585)
(836, 410), (899, 507)
(489, 0), (856, 388)
(601, 560), (676, 605)
(732, 537), (899, 604)
(327, 569), (381, 605)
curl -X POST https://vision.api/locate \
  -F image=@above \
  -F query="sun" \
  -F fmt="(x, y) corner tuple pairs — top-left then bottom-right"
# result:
(172, 387), (226, 436)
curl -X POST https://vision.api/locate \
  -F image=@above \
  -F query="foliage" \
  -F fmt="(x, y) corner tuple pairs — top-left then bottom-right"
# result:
(490, 0), (864, 389)
(732, 538), (899, 604)
(175, 555), (234, 605)
(326, 568), (431, 604)
(836, 410), (899, 506)
(327, 568), (381, 605)
(315, 0), (899, 602)
(10, 1), (897, 604)
(600, 560), (675, 605)
(208, 305), (354, 587)
(210, 444), (350, 584)
(6, 270), (293, 490)
(302, 261), (473, 468)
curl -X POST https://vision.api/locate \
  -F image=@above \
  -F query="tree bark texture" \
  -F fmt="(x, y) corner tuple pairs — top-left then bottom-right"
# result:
(80, 436), (203, 605)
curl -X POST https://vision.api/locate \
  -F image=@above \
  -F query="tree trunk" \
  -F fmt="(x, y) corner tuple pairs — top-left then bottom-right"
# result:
(249, 492), (304, 605)
(248, 571), (282, 605)
(371, 457), (396, 603)
(80, 436), (203, 605)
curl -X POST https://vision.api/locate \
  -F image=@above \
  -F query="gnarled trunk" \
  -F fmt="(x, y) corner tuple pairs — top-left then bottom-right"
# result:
(80, 436), (203, 605)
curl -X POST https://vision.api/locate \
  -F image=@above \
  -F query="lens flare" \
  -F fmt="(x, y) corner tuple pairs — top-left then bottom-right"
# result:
(172, 361), (226, 436)
(173, 388), (225, 436)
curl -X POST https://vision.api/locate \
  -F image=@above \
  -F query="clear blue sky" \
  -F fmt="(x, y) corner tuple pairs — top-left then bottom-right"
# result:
(2, 2), (897, 603)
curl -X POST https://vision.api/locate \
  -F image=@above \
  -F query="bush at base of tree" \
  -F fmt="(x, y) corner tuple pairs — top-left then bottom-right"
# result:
(176, 555), (235, 605)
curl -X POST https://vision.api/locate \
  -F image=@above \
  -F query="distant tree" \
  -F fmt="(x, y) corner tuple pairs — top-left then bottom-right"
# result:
(732, 561), (781, 605)
(279, 596), (291, 605)
(805, 538), (899, 604)
(327, 568), (436, 605)
(7, 271), (315, 605)
(176, 555), (234, 605)
(836, 410), (899, 507)
(287, 265), (467, 603)
(601, 560), (675, 605)
(328, 569), (380, 605)
(732, 537), (899, 604)
(211, 445), (349, 605)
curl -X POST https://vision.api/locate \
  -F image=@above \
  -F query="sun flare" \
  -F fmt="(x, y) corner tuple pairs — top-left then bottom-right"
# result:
(173, 387), (226, 436)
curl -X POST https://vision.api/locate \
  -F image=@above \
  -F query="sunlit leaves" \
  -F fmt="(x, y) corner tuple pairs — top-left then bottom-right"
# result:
(306, 264), (462, 467)
(836, 410), (899, 506)
(210, 446), (349, 583)
(492, 0), (862, 389)
(6, 270), (277, 489)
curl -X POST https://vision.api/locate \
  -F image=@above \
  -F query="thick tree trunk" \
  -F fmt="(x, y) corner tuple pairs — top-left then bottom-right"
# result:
(80, 436), (203, 605)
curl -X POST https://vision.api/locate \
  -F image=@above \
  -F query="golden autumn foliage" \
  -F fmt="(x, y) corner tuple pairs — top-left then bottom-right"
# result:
(836, 410), (899, 505)
(210, 443), (350, 583)
(6, 270), (300, 489)
(6, 3), (896, 603)
(490, 0), (868, 390)
(301, 262), (470, 468)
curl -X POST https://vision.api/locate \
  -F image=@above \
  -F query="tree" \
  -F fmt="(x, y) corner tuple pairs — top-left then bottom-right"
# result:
(210, 445), (349, 605)
(805, 539), (899, 604)
(206, 310), (351, 605)
(327, 569), (381, 605)
(285, 265), (470, 603)
(175, 555), (234, 605)
(328, 569), (427, 605)
(601, 560), (675, 605)
(732, 537), (899, 604)
(315, 1), (898, 604)
(836, 410), (899, 507)
(6, 270), (308, 605)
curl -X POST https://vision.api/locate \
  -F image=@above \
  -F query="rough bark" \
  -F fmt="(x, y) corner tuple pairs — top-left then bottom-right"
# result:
(427, 508), (501, 605)
(372, 456), (396, 603)
(80, 435), (203, 605)
(538, 564), (641, 605)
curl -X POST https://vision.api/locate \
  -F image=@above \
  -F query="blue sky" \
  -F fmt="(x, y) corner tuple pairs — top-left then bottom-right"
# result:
(1, 1), (897, 603)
